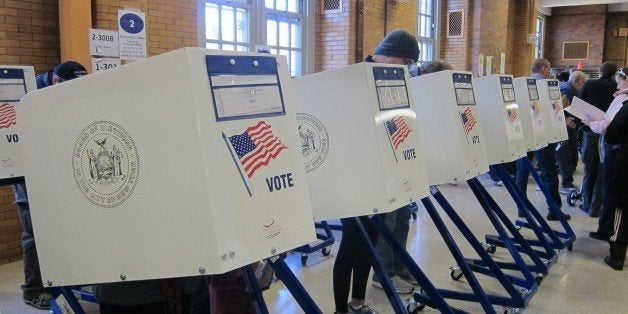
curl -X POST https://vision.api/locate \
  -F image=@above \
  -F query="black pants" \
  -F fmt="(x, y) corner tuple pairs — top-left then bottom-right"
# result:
(333, 216), (379, 313)
(597, 144), (619, 235)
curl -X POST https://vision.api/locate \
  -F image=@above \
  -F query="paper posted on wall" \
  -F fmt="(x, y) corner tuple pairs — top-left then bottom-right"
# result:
(565, 96), (605, 121)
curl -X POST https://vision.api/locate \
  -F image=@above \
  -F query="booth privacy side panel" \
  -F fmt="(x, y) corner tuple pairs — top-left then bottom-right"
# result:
(474, 75), (526, 164)
(537, 79), (569, 143)
(17, 48), (315, 286)
(292, 63), (428, 221)
(410, 70), (489, 185)
(513, 77), (548, 152)
(0, 65), (36, 181)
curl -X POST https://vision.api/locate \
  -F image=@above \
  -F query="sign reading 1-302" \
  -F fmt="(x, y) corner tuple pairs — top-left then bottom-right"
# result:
(119, 13), (144, 34)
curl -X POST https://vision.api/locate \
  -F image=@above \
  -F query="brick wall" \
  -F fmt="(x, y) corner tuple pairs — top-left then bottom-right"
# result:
(363, 0), (417, 59)
(442, 0), (472, 71)
(545, 5), (607, 71)
(510, 0), (533, 77)
(93, 0), (197, 57)
(0, 187), (20, 265)
(605, 12), (628, 67)
(0, 0), (60, 266)
(0, 0), (60, 73)
(315, 0), (353, 71)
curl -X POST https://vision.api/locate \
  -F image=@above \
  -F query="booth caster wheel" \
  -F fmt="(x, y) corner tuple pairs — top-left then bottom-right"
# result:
(503, 306), (520, 314)
(567, 190), (578, 207)
(406, 299), (425, 313)
(482, 242), (497, 254)
(322, 247), (331, 256)
(449, 266), (463, 281)
(301, 253), (308, 266)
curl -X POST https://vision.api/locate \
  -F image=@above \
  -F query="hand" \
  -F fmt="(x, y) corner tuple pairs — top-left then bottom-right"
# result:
(566, 116), (576, 129)
(581, 114), (591, 126)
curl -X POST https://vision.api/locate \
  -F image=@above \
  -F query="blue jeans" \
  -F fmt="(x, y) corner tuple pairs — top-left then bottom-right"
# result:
(581, 132), (602, 213)
(16, 202), (45, 296)
(372, 205), (411, 281)
(515, 146), (561, 212)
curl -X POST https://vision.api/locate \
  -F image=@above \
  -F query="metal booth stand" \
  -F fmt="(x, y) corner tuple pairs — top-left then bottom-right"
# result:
(16, 49), (322, 314)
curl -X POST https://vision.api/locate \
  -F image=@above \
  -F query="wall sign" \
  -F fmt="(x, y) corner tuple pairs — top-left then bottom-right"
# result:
(118, 9), (147, 60)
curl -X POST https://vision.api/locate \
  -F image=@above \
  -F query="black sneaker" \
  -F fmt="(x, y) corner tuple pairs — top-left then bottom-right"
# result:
(547, 211), (571, 221)
(23, 292), (52, 310)
(588, 232), (610, 241)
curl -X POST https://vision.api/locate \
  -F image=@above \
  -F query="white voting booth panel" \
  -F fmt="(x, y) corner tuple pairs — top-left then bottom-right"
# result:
(537, 79), (569, 143)
(17, 48), (316, 286)
(474, 75), (526, 164)
(513, 77), (548, 152)
(0, 66), (36, 181)
(409, 71), (489, 185)
(291, 63), (429, 221)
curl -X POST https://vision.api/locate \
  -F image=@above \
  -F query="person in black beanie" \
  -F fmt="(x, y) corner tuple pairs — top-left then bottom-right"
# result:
(34, 60), (87, 89)
(333, 29), (419, 314)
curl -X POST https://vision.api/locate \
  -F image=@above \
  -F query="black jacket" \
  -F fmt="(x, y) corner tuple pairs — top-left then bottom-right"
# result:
(579, 76), (617, 132)
(605, 101), (628, 209)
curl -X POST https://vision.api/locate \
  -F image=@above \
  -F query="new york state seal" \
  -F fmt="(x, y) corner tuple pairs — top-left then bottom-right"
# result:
(73, 121), (139, 208)
(296, 113), (329, 173)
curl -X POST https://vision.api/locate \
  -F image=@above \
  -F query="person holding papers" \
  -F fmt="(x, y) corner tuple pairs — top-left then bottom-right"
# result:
(583, 66), (628, 242)
(600, 91), (628, 270)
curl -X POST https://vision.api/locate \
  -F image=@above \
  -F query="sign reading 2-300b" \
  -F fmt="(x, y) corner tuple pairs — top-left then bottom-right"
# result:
(119, 13), (144, 34)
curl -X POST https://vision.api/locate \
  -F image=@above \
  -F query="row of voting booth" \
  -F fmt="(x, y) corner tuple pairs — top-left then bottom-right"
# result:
(1, 47), (574, 313)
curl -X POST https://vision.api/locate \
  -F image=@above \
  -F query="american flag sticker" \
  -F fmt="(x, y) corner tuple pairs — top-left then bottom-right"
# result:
(507, 108), (518, 124)
(385, 116), (412, 150)
(0, 103), (16, 129)
(460, 107), (477, 136)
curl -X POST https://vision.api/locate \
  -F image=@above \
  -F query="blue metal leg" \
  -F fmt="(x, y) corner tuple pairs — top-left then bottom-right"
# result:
(50, 286), (86, 314)
(466, 177), (545, 285)
(370, 214), (457, 314)
(430, 186), (528, 309)
(351, 217), (407, 313)
(523, 158), (576, 250)
(269, 257), (322, 314)
(493, 164), (557, 261)
(420, 196), (496, 313)
(243, 264), (270, 314)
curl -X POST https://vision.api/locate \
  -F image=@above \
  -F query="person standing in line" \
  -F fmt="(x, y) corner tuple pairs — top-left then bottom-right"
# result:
(12, 61), (87, 310)
(600, 96), (628, 270)
(514, 58), (571, 220)
(333, 29), (420, 314)
(578, 62), (618, 217)
(584, 67), (628, 241)
(557, 70), (586, 195)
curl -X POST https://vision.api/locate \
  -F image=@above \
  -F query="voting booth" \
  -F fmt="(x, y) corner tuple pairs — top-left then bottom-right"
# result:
(0, 66), (36, 182)
(17, 48), (316, 286)
(409, 71), (489, 185)
(513, 77), (548, 152)
(474, 75), (526, 164)
(291, 63), (429, 221)
(536, 79), (568, 143)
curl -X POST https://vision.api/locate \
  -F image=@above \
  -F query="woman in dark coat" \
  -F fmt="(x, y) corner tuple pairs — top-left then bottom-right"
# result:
(603, 99), (628, 270)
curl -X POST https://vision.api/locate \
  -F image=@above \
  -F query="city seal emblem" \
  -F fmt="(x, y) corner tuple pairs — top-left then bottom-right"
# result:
(296, 113), (329, 173)
(73, 121), (139, 208)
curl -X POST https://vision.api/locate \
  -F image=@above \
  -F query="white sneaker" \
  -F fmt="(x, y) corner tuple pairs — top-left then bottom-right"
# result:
(348, 301), (378, 314)
(371, 275), (414, 294)
(493, 180), (503, 186)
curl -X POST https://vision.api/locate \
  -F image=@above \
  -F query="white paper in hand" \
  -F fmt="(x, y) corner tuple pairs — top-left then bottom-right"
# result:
(565, 96), (605, 121)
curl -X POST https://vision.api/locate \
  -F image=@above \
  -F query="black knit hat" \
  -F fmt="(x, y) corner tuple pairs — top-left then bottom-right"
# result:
(374, 29), (420, 62)
(53, 61), (87, 81)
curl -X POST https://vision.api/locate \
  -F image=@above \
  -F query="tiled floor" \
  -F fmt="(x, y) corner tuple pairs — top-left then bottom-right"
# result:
(1, 172), (627, 313)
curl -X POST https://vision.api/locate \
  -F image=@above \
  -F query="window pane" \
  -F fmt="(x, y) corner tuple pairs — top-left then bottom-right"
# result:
(279, 20), (289, 47)
(206, 42), (219, 49)
(291, 50), (301, 76)
(290, 21), (301, 48)
(221, 6), (235, 41)
(205, 3), (219, 40)
(265, 0), (274, 9)
(276, 0), (286, 11)
(236, 8), (248, 43)
(287, 0), (301, 13)
(425, 17), (432, 37)
(267, 19), (277, 46)
(270, 48), (278, 54)
(222, 44), (235, 51)
(426, 0), (432, 16)
(237, 45), (249, 52)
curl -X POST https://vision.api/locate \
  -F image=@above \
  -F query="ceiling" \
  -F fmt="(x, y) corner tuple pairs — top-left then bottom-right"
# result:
(539, 0), (628, 14)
